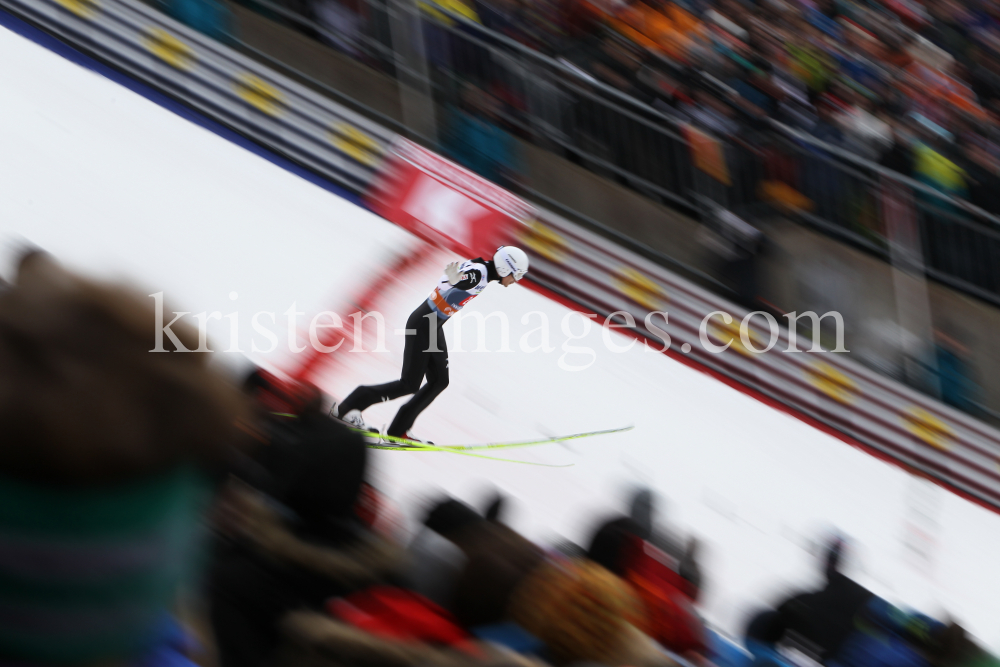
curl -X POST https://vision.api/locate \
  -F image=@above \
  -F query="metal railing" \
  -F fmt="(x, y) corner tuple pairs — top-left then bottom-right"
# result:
(765, 122), (1000, 304)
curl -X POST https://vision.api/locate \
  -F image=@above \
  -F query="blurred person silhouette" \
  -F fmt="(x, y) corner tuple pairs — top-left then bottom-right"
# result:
(744, 536), (874, 666)
(421, 495), (546, 630)
(585, 487), (707, 657)
(909, 117), (972, 282)
(929, 326), (982, 416)
(272, 492), (657, 666)
(881, 117), (919, 176)
(207, 370), (400, 667)
(958, 134), (1000, 216)
(414, 494), (673, 666)
(811, 95), (847, 146)
(801, 96), (849, 224)
(401, 491), (514, 611)
(583, 31), (650, 100)
(0, 250), (251, 665)
(475, 0), (528, 45)
(912, 119), (967, 201)
(587, 488), (659, 568)
(728, 59), (784, 119)
(331, 246), (529, 443)
(743, 535), (995, 667)
(970, 48), (1000, 107)
(680, 84), (742, 138)
(314, 0), (365, 57)
(836, 92), (894, 163)
(441, 83), (523, 186)
(697, 201), (769, 311)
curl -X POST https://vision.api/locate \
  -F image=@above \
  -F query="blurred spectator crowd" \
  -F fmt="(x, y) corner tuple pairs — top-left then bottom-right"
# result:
(218, 0), (1000, 215)
(3, 253), (999, 667)
(444, 0), (1000, 213)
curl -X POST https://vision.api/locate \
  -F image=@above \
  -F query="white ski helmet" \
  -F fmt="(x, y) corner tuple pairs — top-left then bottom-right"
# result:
(493, 246), (529, 281)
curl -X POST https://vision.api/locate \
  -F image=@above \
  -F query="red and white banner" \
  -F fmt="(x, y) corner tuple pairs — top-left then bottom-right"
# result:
(367, 138), (534, 258)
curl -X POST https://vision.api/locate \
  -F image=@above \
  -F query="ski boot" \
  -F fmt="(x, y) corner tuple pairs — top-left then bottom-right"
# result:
(394, 430), (435, 446)
(330, 402), (377, 434)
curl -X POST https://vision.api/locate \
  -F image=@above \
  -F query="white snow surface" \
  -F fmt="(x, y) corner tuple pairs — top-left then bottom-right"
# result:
(1, 22), (999, 652)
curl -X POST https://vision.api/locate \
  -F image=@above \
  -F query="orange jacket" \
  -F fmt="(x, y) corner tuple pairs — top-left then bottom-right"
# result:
(608, 1), (701, 60)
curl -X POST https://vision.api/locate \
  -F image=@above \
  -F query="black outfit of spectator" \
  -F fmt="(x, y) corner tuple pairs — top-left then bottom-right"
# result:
(209, 409), (369, 667)
(971, 60), (1000, 107)
(586, 488), (692, 576)
(587, 489), (655, 574)
(880, 137), (915, 177)
(962, 154), (1000, 216)
(745, 539), (876, 663)
(423, 495), (546, 628)
(921, 16), (970, 61)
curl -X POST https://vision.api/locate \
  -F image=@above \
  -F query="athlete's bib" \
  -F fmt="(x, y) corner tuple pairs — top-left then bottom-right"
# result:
(427, 260), (488, 320)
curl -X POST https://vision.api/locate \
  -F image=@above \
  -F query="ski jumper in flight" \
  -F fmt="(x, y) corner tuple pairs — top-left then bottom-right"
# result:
(332, 246), (529, 441)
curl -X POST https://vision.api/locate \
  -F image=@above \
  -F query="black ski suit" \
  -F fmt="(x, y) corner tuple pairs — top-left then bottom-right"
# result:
(338, 259), (500, 437)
